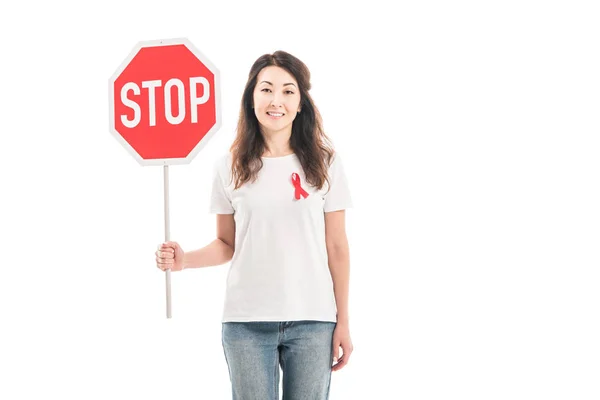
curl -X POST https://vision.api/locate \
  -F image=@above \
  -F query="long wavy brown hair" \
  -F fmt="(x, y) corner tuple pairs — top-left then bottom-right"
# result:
(229, 50), (335, 191)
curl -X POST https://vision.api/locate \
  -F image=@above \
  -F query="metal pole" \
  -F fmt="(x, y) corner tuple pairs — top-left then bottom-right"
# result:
(164, 164), (172, 318)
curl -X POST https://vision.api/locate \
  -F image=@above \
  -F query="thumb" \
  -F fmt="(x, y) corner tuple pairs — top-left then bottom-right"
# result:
(332, 349), (339, 362)
(163, 241), (178, 251)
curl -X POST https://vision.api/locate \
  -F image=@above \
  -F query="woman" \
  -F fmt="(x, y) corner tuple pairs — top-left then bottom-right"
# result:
(155, 50), (353, 399)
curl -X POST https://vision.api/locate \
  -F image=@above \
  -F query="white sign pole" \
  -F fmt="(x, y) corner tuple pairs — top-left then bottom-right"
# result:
(164, 165), (172, 318)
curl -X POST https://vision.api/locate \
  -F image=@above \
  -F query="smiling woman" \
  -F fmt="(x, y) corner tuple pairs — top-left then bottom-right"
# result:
(151, 49), (355, 398)
(209, 50), (354, 399)
(229, 51), (335, 188)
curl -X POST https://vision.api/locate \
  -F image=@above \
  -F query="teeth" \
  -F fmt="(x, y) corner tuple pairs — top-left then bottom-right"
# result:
(268, 112), (283, 117)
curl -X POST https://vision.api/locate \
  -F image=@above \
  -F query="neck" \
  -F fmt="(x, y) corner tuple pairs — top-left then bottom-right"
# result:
(261, 127), (293, 157)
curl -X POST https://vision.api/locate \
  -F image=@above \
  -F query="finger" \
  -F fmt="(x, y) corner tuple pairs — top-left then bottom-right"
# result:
(340, 352), (350, 363)
(157, 249), (175, 259)
(157, 263), (169, 271)
(332, 363), (345, 371)
(333, 350), (350, 365)
(158, 243), (173, 251)
(332, 343), (340, 361)
(332, 357), (348, 371)
(161, 247), (176, 257)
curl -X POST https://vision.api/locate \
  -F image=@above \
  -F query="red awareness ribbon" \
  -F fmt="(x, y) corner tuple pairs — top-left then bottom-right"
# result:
(291, 173), (309, 200)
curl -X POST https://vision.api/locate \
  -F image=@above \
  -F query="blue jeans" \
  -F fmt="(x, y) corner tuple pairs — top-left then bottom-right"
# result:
(222, 320), (337, 400)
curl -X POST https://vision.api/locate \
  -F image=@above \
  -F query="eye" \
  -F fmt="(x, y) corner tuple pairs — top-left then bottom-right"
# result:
(261, 88), (271, 92)
(285, 90), (295, 95)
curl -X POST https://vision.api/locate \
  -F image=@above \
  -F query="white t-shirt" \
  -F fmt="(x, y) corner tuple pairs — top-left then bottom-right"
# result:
(209, 151), (353, 323)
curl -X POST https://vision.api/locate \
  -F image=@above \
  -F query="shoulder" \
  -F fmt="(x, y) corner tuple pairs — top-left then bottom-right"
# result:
(211, 153), (234, 188)
(326, 150), (345, 171)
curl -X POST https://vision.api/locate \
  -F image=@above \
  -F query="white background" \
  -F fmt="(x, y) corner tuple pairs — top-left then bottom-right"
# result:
(1, 1), (599, 399)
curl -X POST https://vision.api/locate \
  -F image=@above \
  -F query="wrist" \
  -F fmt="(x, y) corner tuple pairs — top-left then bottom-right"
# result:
(182, 252), (189, 269)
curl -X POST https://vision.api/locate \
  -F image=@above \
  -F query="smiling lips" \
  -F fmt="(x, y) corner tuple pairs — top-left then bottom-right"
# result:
(267, 111), (284, 118)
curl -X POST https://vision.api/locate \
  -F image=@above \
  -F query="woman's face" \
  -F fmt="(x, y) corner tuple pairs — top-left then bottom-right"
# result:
(252, 66), (301, 136)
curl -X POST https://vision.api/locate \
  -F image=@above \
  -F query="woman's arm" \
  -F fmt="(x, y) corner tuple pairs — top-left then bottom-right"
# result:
(183, 214), (235, 268)
(325, 210), (350, 326)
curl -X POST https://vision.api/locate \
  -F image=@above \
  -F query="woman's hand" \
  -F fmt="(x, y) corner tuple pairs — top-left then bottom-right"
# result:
(331, 323), (353, 372)
(155, 241), (185, 272)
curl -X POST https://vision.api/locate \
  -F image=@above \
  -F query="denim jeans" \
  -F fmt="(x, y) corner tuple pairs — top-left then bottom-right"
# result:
(222, 320), (337, 400)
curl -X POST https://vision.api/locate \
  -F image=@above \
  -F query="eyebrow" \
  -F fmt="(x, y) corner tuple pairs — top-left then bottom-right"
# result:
(259, 81), (297, 88)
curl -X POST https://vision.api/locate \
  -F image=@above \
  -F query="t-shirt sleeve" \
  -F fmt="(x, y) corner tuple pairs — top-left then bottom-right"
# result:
(323, 153), (353, 213)
(209, 157), (234, 214)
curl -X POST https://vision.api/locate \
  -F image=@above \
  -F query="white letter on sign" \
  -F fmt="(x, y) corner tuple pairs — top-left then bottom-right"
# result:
(190, 77), (210, 123)
(120, 82), (141, 128)
(142, 80), (162, 127)
(164, 78), (185, 125)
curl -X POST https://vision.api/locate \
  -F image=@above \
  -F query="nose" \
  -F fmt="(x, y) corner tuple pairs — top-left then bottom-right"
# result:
(270, 92), (284, 107)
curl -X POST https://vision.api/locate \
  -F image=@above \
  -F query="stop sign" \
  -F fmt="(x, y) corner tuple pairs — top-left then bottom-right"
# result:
(109, 38), (221, 166)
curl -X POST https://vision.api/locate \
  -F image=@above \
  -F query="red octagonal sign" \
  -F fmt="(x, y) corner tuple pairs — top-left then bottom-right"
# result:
(109, 38), (221, 166)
